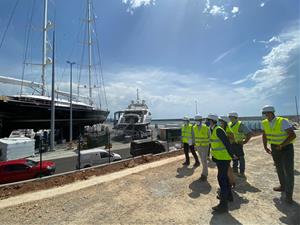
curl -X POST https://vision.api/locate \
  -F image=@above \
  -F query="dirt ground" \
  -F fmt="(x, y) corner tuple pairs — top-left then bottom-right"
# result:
(0, 151), (183, 200)
(0, 132), (299, 225)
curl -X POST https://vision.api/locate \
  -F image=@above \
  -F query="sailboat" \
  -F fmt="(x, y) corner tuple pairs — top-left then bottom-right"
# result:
(0, 0), (109, 138)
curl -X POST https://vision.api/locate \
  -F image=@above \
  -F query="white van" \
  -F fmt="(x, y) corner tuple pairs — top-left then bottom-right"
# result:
(76, 148), (122, 169)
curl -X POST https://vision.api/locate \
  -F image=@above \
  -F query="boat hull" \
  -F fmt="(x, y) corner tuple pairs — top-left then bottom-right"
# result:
(0, 97), (109, 138)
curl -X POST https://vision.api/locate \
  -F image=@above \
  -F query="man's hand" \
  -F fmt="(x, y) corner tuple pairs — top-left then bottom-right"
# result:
(265, 147), (272, 154)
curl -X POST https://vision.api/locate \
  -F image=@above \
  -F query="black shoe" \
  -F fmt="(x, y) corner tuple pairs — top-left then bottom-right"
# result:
(217, 194), (233, 202)
(182, 161), (190, 166)
(193, 161), (200, 167)
(212, 204), (228, 213)
(199, 174), (207, 181)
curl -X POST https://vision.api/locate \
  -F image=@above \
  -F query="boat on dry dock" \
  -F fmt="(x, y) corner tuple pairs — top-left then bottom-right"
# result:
(0, 0), (109, 138)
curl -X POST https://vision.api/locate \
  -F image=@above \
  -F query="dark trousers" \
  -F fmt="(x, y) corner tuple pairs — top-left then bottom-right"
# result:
(271, 144), (294, 198)
(232, 143), (245, 173)
(183, 143), (199, 163)
(216, 160), (232, 203)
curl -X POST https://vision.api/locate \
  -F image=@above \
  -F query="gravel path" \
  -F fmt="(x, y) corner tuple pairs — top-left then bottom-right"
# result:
(0, 133), (299, 225)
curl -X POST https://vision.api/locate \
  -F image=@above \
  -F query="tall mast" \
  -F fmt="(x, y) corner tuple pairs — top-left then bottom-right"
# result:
(41, 0), (48, 96)
(87, 0), (93, 105)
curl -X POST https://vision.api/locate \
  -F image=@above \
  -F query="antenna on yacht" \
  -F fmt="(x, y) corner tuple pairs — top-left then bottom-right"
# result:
(136, 88), (140, 103)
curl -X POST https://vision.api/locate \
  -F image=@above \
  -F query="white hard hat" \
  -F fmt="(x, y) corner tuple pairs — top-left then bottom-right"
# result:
(262, 105), (275, 113)
(219, 116), (230, 123)
(228, 111), (238, 117)
(183, 116), (190, 121)
(207, 113), (218, 121)
(195, 115), (203, 121)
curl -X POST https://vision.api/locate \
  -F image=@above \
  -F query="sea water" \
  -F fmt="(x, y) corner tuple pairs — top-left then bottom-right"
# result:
(151, 120), (262, 131)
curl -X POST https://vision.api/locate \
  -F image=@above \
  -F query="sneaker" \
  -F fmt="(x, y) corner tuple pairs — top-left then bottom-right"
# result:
(273, 186), (285, 192)
(193, 161), (200, 167)
(199, 174), (207, 181)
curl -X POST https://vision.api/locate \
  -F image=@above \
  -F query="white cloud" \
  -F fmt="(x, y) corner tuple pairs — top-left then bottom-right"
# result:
(213, 47), (235, 64)
(260, 2), (265, 7)
(203, 0), (240, 20)
(232, 26), (300, 102)
(208, 77), (217, 81)
(268, 36), (281, 43)
(255, 36), (281, 45)
(209, 5), (226, 16)
(122, 0), (156, 14)
(232, 74), (252, 85)
(203, 0), (211, 13)
(231, 6), (239, 14)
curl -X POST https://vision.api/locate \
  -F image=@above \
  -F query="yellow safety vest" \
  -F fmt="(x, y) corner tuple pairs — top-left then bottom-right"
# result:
(225, 126), (232, 136)
(210, 126), (232, 160)
(193, 124), (210, 147)
(181, 124), (193, 144)
(262, 117), (293, 145)
(228, 121), (245, 143)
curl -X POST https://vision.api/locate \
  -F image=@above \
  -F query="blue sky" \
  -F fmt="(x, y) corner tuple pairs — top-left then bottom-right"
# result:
(0, 0), (299, 118)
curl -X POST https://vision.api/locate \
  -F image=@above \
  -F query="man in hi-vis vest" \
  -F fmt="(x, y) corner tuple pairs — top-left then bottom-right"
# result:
(207, 114), (234, 213)
(228, 112), (252, 177)
(261, 105), (296, 204)
(181, 116), (200, 166)
(192, 115), (210, 181)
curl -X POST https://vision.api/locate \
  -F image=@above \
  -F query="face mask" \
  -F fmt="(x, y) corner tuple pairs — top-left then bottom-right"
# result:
(197, 121), (202, 125)
(217, 121), (221, 126)
(262, 114), (267, 120)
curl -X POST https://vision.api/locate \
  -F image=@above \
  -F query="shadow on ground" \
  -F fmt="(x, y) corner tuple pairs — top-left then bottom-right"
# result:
(210, 212), (242, 225)
(229, 191), (250, 211)
(234, 179), (261, 194)
(176, 166), (195, 178)
(273, 197), (300, 225)
(188, 179), (212, 198)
